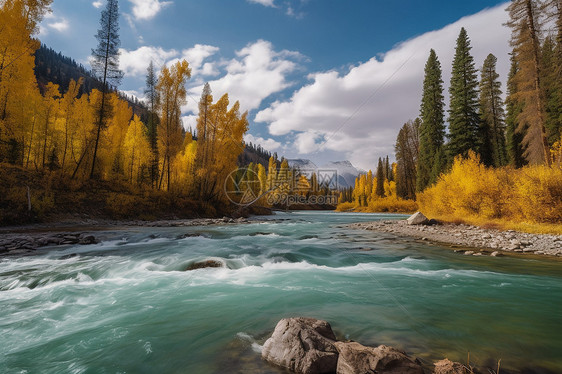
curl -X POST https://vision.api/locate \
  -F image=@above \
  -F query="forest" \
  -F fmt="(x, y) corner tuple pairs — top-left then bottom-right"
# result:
(0, 0), (339, 224)
(339, 0), (562, 233)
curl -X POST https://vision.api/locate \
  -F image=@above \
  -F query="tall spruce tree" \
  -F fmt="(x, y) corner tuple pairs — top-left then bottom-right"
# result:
(505, 54), (528, 168)
(145, 60), (159, 187)
(417, 49), (446, 192)
(395, 118), (420, 200)
(375, 158), (385, 198)
(90, 0), (123, 179)
(541, 36), (562, 146)
(479, 53), (508, 167)
(448, 28), (480, 162)
(506, 0), (551, 165)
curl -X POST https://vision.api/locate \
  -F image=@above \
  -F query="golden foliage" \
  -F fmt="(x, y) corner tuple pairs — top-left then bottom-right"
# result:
(418, 151), (562, 227)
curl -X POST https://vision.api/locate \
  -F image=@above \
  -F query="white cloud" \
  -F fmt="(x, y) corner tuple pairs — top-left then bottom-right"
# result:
(247, 0), (276, 7)
(255, 3), (512, 170)
(172, 44), (220, 77)
(92, 1), (103, 8)
(48, 19), (69, 32)
(128, 0), (172, 20)
(119, 46), (178, 76)
(185, 40), (301, 114)
(244, 134), (282, 152)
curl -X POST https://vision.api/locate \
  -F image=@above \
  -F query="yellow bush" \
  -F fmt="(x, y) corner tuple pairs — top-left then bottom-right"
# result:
(418, 152), (562, 229)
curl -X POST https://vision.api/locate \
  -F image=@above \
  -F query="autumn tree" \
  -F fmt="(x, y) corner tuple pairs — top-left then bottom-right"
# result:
(479, 53), (508, 167)
(90, 0), (123, 178)
(156, 59), (191, 191)
(448, 28), (480, 161)
(123, 115), (151, 184)
(417, 49), (446, 191)
(506, 0), (551, 164)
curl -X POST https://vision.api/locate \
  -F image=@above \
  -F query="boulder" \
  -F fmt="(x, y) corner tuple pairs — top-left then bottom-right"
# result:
(433, 359), (468, 374)
(262, 317), (338, 374)
(185, 260), (224, 271)
(334, 341), (423, 374)
(407, 212), (429, 226)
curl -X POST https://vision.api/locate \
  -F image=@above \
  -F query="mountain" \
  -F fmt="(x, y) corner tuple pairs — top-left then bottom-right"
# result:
(288, 159), (361, 189)
(34, 44), (147, 115)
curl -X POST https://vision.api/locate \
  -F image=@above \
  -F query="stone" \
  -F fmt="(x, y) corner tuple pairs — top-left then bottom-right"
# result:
(406, 212), (429, 226)
(334, 341), (423, 374)
(262, 317), (338, 374)
(490, 251), (502, 257)
(79, 235), (97, 245)
(433, 359), (468, 374)
(464, 251), (474, 256)
(185, 260), (224, 271)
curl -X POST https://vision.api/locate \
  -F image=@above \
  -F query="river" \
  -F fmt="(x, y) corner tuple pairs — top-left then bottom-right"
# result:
(1, 212), (561, 373)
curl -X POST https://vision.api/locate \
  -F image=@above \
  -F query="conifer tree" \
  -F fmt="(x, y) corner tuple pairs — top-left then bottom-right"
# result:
(540, 36), (562, 146)
(90, 0), (123, 178)
(505, 55), (528, 168)
(375, 158), (385, 198)
(506, 0), (551, 164)
(395, 118), (420, 200)
(448, 28), (480, 161)
(479, 53), (508, 167)
(417, 50), (446, 192)
(145, 60), (159, 187)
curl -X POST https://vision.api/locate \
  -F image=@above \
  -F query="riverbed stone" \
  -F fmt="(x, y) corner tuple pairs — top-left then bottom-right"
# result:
(262, 317), (338, 374)
(433, 359), (467, 374)
(185, 260), (224, 271)
(407, 212), (429, 226)
(334, 341), (423, 374)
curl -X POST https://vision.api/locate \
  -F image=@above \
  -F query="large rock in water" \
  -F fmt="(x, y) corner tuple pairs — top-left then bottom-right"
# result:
(407, 212), (429, 225)
(334, 341), (424, 374)
(434, 359), (468, 374)
(261, 317), (339, 374)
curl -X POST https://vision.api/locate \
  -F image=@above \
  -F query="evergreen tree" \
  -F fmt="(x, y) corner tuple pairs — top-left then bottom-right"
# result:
(479, 53), (508, 167)
(90, 0), (123, 178)
(506, 0), (551, 165)
(505, 55), (528, 168)
(417, 49), (446, 192)
(145, 60), (159, 187)
(395, 118), (420, 200)
(541, 36), (562, 146)
(448, 28), (480, 161)
(375, 158), (385, 198)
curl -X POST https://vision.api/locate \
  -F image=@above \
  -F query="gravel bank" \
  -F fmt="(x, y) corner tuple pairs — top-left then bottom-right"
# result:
(350, 220), (562, 258)
(0, 217), (250, 256)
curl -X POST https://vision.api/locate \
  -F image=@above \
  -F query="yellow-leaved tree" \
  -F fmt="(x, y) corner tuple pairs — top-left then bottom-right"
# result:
(123, 115), (151, 185)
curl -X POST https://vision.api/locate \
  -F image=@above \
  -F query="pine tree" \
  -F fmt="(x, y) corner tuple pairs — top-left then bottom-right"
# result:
(375, 158), (385, 198)
(505, 54), (528, 168)
(506, 0), (551, 165)
(417, 49), (446, 192)
(479, 53), (508, 167)
(448, 28), (480, 161)
(145, 60), (159, 187)
(90, 0), (123, 178)
(395, 118), (420, 200)
(540, 36), (562, 146)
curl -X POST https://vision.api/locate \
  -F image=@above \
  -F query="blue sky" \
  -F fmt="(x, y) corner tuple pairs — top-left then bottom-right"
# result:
(39, 0), (512, 170)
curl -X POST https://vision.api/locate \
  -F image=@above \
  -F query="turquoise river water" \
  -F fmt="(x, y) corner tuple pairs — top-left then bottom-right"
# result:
(0, 212), (561, 373)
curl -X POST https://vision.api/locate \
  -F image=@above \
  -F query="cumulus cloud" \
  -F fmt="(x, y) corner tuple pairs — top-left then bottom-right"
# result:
(172, 44), (221, 78)
(48, 19), (69, 32)
(185, 40), (302, 114)
(128, 0), (172, 20)
(255, 3), (511, 169)
(119, 46), (178, 76)
(92, 1), (103, 8)
(245, 134), (282, 152)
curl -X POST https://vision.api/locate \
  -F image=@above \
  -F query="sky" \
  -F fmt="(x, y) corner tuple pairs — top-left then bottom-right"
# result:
(38, 0), (513, 170)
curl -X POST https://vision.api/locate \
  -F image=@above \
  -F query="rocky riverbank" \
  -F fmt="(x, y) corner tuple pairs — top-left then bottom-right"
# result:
(350, 218), (562, 258)
(0, 217), (250, 256)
